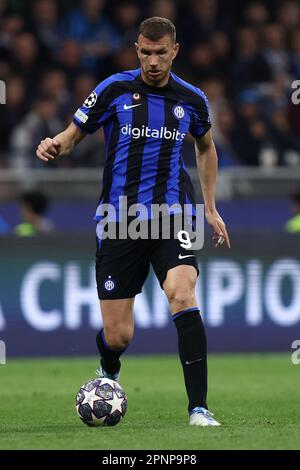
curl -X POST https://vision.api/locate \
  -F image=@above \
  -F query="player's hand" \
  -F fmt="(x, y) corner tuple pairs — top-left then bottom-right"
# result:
(36, 138), (61, 162)
(205, 209), (231, 249)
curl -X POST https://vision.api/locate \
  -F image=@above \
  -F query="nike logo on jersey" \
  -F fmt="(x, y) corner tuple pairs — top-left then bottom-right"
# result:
(178, 254), (194, 259)
(124, 103), (142, 110)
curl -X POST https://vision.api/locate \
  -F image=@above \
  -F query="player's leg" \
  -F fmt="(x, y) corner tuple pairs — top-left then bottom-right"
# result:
(96, 298), (134, 380)
(151, 238), (208, 411)
(95, 226), (150, 381)
(151, 220), (220, 426)
(163, 265), (220, 426)
(163, 265), (208, 406)
(163, 265), (219, 426)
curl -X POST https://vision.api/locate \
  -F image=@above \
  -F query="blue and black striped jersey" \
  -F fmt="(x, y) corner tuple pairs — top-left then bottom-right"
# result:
(73, 68), (211, 221)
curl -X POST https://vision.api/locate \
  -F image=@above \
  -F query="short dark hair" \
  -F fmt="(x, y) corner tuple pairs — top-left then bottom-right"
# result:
(138, 17), (176, 43)
(21, 190), (49, 215)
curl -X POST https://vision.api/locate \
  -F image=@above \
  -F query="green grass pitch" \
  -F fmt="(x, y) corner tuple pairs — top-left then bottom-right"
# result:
(0, 354), (299, 450)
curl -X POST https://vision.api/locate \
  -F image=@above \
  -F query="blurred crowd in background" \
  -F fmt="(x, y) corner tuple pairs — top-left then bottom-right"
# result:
(0, 0), (300, 170)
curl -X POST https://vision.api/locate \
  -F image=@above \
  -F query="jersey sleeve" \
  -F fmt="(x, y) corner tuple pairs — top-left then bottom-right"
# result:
(189, 90), (211, 138)
(73, 80), (113, 134)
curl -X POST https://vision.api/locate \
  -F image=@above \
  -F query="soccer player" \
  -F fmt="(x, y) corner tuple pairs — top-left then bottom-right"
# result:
(36, 17), (230, 426)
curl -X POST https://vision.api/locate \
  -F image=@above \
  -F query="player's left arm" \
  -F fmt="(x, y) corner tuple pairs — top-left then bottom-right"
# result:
(194, 129), (231, 248)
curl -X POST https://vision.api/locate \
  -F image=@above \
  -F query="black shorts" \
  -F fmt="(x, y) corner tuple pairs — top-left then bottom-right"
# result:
(95, 217), (199, 300)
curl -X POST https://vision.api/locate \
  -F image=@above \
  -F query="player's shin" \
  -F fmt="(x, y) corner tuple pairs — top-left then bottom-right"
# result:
(96, 329), (128, 376)
(173, 309), (208, 412)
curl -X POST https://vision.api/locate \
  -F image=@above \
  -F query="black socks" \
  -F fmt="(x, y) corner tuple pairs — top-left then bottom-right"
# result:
(97, 308), (208, 412)
(173, 308), (208, 412)
(96, 329), (127, 375)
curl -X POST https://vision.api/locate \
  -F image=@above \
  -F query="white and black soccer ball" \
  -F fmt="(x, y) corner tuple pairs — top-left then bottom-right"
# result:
(83, 91), (97, 108)
(76, 378), (127, 427)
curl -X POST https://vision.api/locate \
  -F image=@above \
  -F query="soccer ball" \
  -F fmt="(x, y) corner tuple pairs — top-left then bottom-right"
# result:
(76, 377), (127, 427)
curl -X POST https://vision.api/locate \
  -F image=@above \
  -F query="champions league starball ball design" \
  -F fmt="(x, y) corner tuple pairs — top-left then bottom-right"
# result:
(76, 378), (127, 427)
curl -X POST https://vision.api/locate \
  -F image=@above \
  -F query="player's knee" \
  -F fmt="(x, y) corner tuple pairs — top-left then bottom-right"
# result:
(166, 287), (196, 311)
(105, 327), (133, 350)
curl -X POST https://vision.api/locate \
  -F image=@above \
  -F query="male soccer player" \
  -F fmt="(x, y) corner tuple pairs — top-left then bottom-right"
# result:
(36, 17), (230, 426)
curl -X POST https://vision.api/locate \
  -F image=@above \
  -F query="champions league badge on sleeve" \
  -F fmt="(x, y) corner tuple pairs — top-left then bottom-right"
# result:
(103, 276), (116, 292)
(84, 91), (98, 108)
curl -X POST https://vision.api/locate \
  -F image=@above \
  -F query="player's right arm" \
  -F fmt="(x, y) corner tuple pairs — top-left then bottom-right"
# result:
(36, 75), (118, 163)
(36, 122), (86, 163)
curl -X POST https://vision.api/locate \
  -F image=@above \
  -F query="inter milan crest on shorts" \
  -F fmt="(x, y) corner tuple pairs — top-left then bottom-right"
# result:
(103, 276), (116, 292)
(172, 104), (185, 119)
(84, 91), (97, 108)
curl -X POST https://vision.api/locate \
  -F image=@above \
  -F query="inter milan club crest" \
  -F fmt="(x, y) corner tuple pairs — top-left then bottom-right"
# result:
(84, 91), (97, 108)
(172, 104), (185, 119)
(103, 276), (116, 292)
(132, 92), (141, 102)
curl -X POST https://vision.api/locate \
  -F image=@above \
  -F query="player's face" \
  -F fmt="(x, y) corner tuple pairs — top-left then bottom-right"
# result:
(135, 34), (179, 87)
